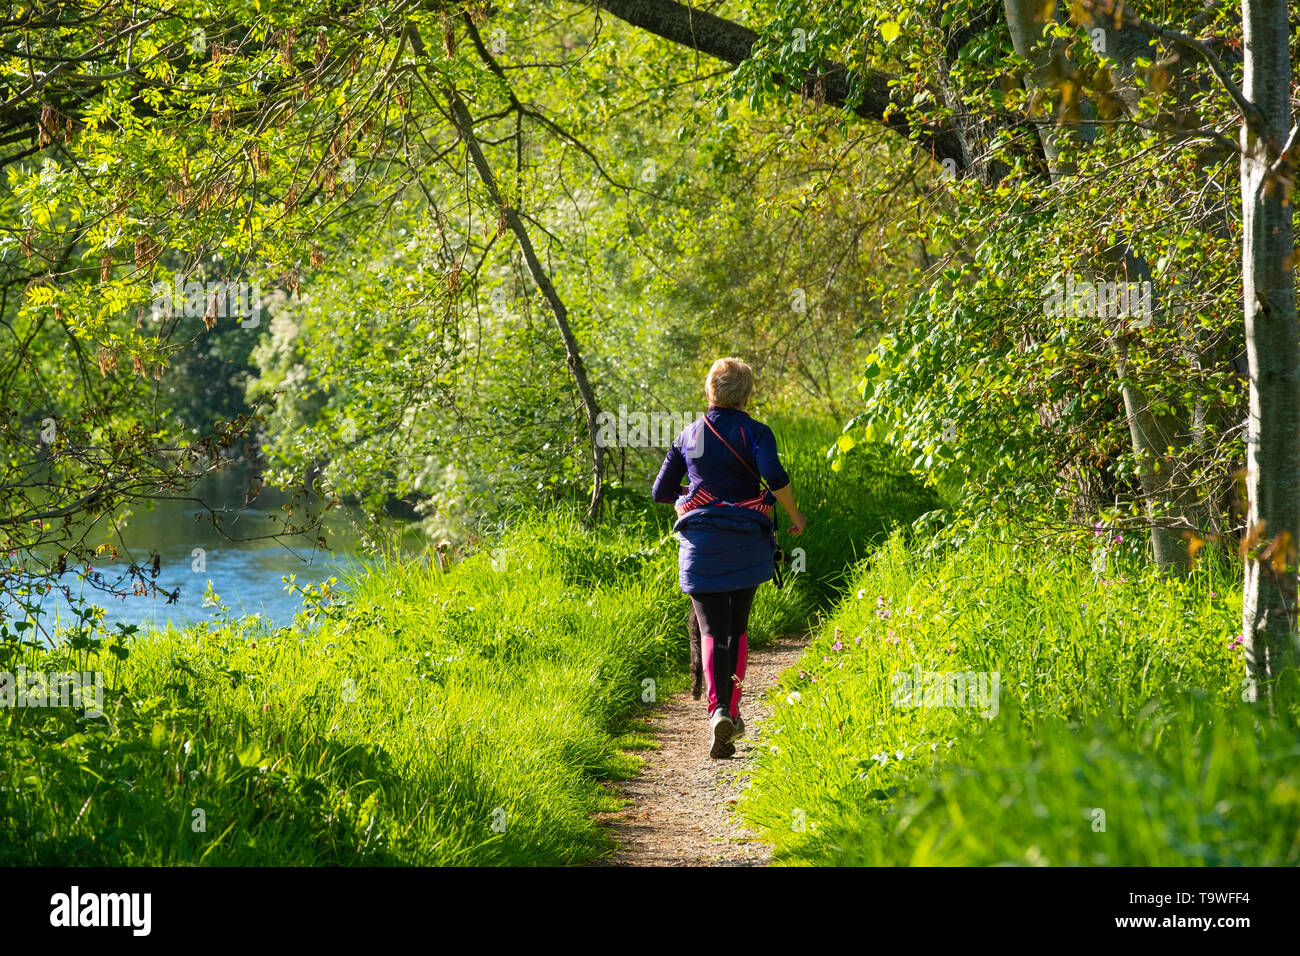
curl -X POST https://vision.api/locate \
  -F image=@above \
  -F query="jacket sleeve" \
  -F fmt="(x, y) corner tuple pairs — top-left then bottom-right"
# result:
(754, 424), (791, 490)
(651, 441), (687, 503)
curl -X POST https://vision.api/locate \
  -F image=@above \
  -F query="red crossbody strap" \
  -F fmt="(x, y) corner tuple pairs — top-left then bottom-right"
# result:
(701, 416), (768, 492)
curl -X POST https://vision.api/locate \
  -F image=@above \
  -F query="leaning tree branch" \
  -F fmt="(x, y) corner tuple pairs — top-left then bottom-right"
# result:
(584, 0), (970, 171)
(408, 24), (607, 523)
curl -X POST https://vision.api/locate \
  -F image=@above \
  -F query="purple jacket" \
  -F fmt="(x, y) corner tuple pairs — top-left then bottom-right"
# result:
(651, 407), (790, 506)
(651, 407), (790, 594)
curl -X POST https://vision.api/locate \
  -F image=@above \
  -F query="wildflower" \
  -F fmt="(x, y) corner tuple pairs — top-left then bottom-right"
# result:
(787, 691), (802, 704)
(798, 669), (806, 679)
(854, 636), (862, 646)
(857, 589), (866, 599)
(832, 640), (844, 652)
(1228, 635), (1244, 650)
(872, 751), (888, 765)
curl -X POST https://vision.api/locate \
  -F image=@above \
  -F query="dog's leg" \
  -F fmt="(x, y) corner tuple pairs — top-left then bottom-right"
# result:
(688, 602), (703, 699)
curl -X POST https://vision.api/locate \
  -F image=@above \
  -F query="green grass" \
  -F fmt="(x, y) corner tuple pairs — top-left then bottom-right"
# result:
(739, 531), (1300, 866)
(13, 416), (1295, 868)
(0, 418), (931, 865)
(748, 417), (940, 643)
(1, 515), (688, 864)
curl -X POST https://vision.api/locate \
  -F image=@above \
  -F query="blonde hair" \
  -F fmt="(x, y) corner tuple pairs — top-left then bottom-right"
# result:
(705, 357), (754, 409)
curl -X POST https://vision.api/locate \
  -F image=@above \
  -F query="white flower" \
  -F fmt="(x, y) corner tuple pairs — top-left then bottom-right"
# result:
(786, 691), (802, 705)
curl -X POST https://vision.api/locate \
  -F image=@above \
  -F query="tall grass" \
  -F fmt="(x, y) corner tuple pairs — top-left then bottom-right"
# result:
(0, 419), (932, 865)
(748, 416), (938, 643)
(0, 515), (688, 864)
(740, 531), (1300, 865)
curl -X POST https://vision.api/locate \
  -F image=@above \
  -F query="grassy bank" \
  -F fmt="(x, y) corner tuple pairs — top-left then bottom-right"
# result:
(1, 515), (687, 864)
(740, 532), (1300, 865)
(0, 418), (932, 865)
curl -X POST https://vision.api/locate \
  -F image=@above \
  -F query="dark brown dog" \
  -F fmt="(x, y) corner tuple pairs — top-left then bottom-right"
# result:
(687, 602), (703, 699)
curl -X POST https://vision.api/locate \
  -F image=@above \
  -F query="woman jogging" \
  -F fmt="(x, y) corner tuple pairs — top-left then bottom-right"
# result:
(651, 357), (806, 758)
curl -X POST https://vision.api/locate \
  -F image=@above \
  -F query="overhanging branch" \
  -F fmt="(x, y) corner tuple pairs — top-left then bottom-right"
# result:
(584, 0), (969, 169)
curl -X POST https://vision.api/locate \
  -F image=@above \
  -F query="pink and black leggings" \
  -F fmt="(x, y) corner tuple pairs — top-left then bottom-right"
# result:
(690, 586), (756, 720)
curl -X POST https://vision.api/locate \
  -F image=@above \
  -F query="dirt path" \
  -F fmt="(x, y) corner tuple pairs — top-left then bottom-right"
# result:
(592, 633), (809, 866)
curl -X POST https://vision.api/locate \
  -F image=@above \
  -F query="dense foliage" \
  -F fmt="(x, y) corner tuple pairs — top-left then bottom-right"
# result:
(2, 0), (1298, 870)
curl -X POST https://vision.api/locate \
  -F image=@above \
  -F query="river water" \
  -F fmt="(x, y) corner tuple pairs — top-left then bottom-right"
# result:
(6, 464), (403, 634)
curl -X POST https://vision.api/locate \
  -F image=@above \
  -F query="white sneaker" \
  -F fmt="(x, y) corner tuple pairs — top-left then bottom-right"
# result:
(709, 709), (735, 758)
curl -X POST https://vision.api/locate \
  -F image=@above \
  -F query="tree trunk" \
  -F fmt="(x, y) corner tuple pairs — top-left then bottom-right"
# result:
(447, 88), (607, 523)
(408, 26), (608, 524)
(1112, 339), (1194, 571)
(1239, 0), (1299, 702)
(1002, 0), (1058, 162)
(1005, 0), (1197, 570)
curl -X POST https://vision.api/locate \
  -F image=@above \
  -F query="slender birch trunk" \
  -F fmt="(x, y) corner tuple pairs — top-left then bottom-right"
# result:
(1239, 0), (1299, 703)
